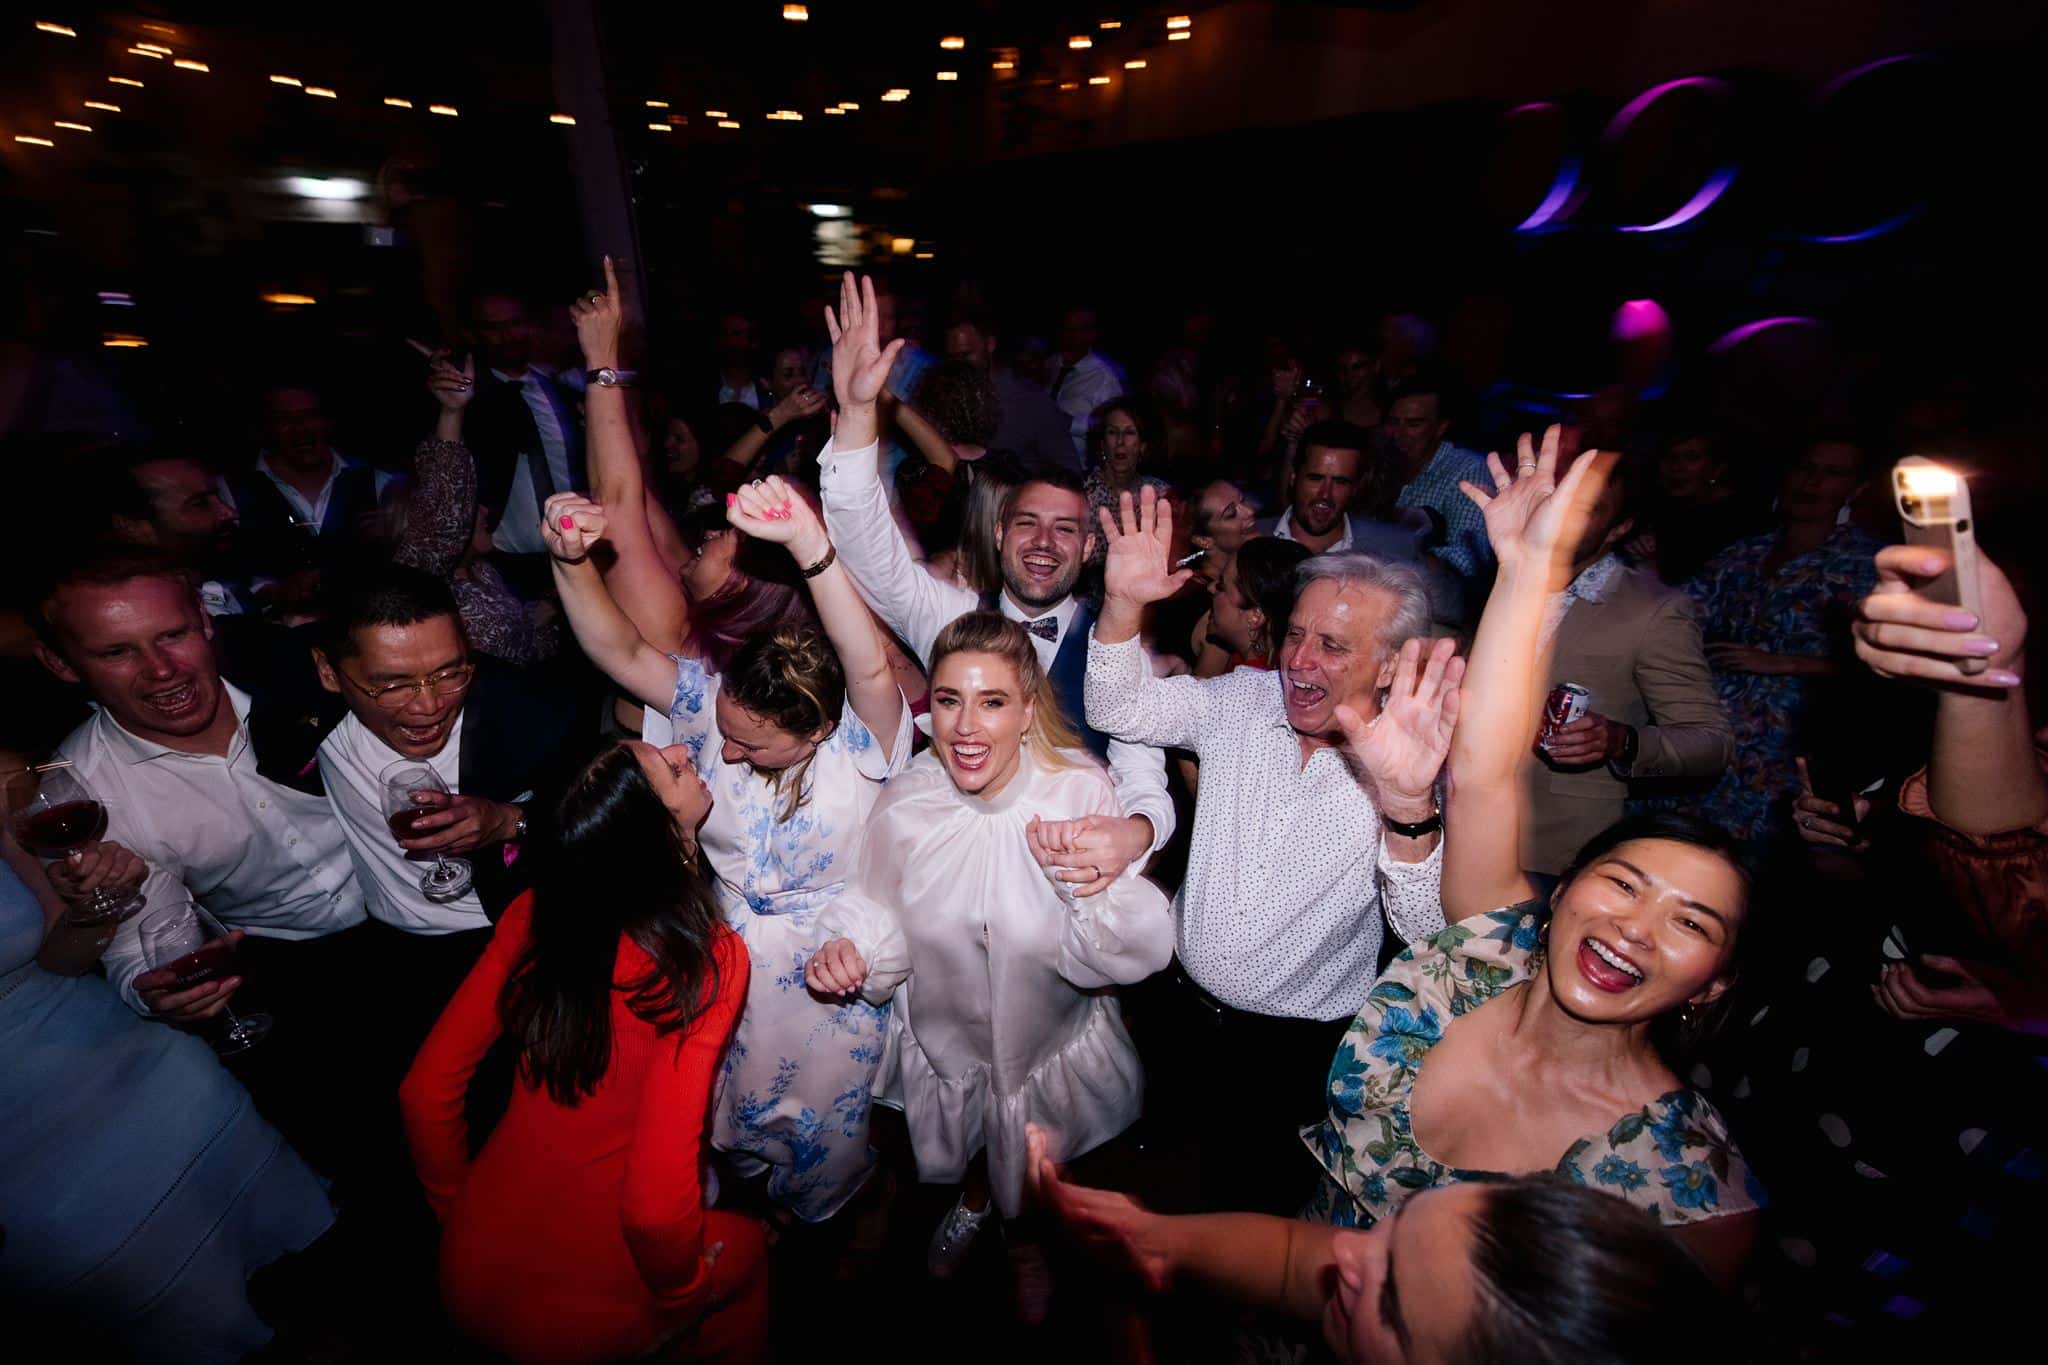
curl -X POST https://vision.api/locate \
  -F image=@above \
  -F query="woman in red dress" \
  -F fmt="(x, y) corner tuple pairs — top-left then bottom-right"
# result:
(401, 738), (766, 1363)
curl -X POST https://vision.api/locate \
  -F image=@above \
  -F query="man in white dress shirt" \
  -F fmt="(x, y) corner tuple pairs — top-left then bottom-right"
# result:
(816, 274), (1174, 893)
(1047, 304), (1125, 462)
(463, 288), (587, 597)
(1087, 494), (1454, 1212)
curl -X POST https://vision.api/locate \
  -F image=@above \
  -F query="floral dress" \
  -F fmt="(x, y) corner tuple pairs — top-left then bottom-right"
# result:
(1672, 524), (1881, 840)
(666, 655), (913, 1221)
(1302, 906), (1763, 1229)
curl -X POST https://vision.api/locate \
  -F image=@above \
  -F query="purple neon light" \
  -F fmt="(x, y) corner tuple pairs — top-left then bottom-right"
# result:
(1506, 101), (1580, 233)
(1793, 54), (1931, 244)
(1708, 316), (1819, 354)
(1604, 76), (1737, 233)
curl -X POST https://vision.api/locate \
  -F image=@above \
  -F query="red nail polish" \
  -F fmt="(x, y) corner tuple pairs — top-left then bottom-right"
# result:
(559, 515), (575, 530)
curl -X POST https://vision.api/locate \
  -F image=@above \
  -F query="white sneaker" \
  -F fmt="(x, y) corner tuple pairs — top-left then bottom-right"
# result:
(927, 1194), (992, 1278)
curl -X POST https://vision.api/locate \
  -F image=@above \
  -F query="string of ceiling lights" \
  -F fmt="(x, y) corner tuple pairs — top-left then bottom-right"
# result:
(12, 10), (1198, 147)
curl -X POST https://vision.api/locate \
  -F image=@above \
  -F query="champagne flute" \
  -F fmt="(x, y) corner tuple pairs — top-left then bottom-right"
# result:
(380, 761), (475, 902)
(140, 900), (271, 1054)
(5, 760), (145, 926)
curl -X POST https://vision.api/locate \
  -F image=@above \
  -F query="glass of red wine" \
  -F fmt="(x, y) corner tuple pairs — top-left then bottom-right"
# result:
(380, 762), (474, 902)
(5, 760), (145, 926)
(140, 900), (271, 1054)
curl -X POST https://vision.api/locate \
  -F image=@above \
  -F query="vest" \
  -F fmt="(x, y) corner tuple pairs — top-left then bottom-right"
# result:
(977, 592), (1112, 762)
(232, 462), (384, 568)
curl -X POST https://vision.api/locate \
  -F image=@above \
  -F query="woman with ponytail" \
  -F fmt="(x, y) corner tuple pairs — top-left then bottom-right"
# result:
(542, 470), (912, 1226)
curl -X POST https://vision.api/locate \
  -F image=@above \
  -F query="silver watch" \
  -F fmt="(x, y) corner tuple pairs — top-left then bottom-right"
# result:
(585, 367), (637, 388)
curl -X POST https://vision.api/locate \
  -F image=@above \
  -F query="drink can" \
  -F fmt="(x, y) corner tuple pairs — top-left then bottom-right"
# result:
(1541, 683), (1590, 746)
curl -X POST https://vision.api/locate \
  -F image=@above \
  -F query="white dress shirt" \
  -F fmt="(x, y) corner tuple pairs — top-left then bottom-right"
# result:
(490, 366), (578, 555)
(250, 450), (396, 532)
(1271, 507), (1357, 554)
(1050, 351), (1125, 459)
(1084, 632), (1447, 1020)
(57, 687), (365, 1012)
(318, 710), (490, 934)
(816, 435), (1175, 855)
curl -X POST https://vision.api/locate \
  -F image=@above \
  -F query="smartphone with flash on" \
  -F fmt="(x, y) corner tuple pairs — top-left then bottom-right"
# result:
(1892, 457), (1985, 675)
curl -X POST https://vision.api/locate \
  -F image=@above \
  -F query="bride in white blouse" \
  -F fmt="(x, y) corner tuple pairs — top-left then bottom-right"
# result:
(806, 610), (1174, 1302)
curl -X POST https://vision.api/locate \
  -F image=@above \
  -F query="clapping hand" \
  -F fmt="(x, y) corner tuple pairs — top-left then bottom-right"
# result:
(541, 493), (608, 563)
(1853, 544), (2024, 692)
(1336, 637), (1463, 819)
(726, 475), (831, 564)
(805, 937), (870, 1000)
(569, 256), (625, 369)
(1459, 426), (1614, 579)
(825, 272), (905, 411)
(1099, 485), (1194, 611)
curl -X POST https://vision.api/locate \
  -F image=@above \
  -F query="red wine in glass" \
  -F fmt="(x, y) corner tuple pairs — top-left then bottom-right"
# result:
(139, 902), (271, 1055)
(386, 807), (438, 841)
(161, 938), (238, 990)
(379, 761), (474, 902)
(16, 799), (109, 857)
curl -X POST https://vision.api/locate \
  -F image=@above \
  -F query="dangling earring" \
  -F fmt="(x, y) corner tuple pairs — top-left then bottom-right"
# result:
(1680, 1003), (1698, 1029)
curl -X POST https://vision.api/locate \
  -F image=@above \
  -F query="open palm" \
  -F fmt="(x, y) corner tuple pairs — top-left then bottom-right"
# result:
(1459, 426), (1614, 574)
(824, 272), (904, 408)
(1338, 637), (1464, 804)
(1098, 485), (1192, 608)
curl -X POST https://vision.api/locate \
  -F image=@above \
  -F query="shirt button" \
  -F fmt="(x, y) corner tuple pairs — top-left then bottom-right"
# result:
(258, 800), (268, 809)
(288, 836), (299, 846)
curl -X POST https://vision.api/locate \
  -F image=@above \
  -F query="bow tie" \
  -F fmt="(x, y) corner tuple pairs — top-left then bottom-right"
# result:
(1021, 616), (1059, 642)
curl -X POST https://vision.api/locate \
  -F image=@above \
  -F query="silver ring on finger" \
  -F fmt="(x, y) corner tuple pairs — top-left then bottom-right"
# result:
(1517, 463), (1538, 475)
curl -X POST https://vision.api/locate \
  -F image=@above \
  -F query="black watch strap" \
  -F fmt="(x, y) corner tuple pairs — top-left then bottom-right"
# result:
(1383, 809), (1443, 839)
(754, 407), (776, 435)
(1609, 724), (1640, 776)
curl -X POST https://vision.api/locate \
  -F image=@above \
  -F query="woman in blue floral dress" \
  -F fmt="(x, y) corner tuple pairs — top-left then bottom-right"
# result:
(1675, 438), (1882, 841)
(1301, 433), (1763, 1275)
(545, 470), (910, 1223)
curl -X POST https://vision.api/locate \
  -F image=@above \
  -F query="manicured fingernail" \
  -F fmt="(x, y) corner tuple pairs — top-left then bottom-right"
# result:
(1964, 638), (2000, 655)
(1987, 669), (2022, 688)
(1943, 610), (1979, 630)
(559, 515), (575, 529)
(725, 493), (737, 506)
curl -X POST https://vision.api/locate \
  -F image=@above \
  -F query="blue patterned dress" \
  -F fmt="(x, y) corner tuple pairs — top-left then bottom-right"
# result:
(666, 656), (913, 1221)
(1303, 906), (1763, 1229)
(1674, 524), (1882, 841)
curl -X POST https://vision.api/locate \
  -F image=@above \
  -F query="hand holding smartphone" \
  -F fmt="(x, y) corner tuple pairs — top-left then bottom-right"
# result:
(1892, 457), (1984, 675)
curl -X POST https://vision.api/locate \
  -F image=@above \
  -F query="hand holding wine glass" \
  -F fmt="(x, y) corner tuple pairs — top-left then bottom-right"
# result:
(138, 901), (270, 1052)
(5, 760), (145, 926)
(381, 761), (476, 901)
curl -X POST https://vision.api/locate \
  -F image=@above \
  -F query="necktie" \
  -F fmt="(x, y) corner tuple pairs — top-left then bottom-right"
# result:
(1021, 616), (1059, 642)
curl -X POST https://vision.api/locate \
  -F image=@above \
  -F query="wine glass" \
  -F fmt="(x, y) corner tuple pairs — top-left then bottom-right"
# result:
(140, 900), (271, 1054)
(4, 760), (145, 926)
(380, 761), (475, 902)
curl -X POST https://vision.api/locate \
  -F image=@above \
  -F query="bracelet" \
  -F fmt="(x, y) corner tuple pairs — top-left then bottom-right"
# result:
(1382, 808), (1443, 839)
(800, 545), (837, 579)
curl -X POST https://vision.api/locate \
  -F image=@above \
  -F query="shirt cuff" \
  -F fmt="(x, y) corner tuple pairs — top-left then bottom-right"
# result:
(1378, 827), (1446, 878)
(818, 436), (878, 482)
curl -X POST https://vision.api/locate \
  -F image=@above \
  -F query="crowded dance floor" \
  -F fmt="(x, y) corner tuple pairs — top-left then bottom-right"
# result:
(2, 3), (2043, 1362)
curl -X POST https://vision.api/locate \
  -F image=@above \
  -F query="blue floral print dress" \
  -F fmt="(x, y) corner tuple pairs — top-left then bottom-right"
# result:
(1302, 906), (1763, 1229)
(666, 655), (913, 1221)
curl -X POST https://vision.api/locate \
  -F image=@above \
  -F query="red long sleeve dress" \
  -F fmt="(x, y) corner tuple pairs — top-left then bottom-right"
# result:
(400, 894), (766, 1363)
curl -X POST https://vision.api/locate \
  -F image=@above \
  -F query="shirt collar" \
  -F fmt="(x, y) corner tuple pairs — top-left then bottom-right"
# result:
(996, 592), (1081, 643)
(1274, 508), (1353, 553)
(94, 681), (254, 766)
(1567, 553), (1626, 603)
(256, 449), (346, 493)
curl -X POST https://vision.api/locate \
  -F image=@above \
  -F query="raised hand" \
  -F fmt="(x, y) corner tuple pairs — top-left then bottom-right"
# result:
(769, 384), (830, 430)
(805, 937), (869, 1000)
(824, 272), (905, 410)
(1336, 636), (1464, 817)
(727, 474), (829, 560)
(569, 255), (625, 369)
(1853, 544), (2024, 692)
(426, 350), (475, 412)
(542, 492), (608, 563)
(1099, 485), (1194, 610)
(1458, 426), (1613, 577)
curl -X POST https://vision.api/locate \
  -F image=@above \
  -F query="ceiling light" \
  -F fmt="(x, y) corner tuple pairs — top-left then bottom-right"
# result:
(285, 176), (370, 200)
(1167, 15), (1191, 28)
(1059, 81), (1079, 91)
(305, 86), (337, 98)
(15, 135), (55, 146)
(1168, 30), (1190, 40)
(549, 113), (576, 125)
(936, 71), (958, 81)
(85, 100), (120, 112)
(913, 251), (934, 260)
(54, 121), (92, 132)
(940, 36), (964, 50)
(705, 109), (728, 118)
(838, 101), (859, 110)
(135, 42), (172, 53)
(261, 293), (317, 306)
(646, 99), (668, 108)
(824, 106), (845, 114)
(173, 59), (209, 72)
(1126, 59), (1146, 70)
(1089, 76), (1111, 85)
(110, 77), (143, 87)
(36, 21), (78, 37)
(128, 46), (164, 58)
(1101, 20), (1122, 29)
(891, 237), (914, 254)
(782, 4), (808, 19)
(881, 88), (909, 101)
(384, 97), (413, 108)
(269, 75), (302, 87)
(766, 109), (802, 121)
(1069, 36), (1092, 49)
(648, 122), (671, 132)
(98, 291), (134, 305)
(103, 334), (149, 347)
(428, 104), (458, 117)
(992, 60), (1014, 70)
(808, 203), (850, 217)
(717, 119), (739, 129)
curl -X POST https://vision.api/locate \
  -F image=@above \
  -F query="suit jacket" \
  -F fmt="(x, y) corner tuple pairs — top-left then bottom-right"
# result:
(463, 367), (585, 516)
(1521, 562), (1732, 875)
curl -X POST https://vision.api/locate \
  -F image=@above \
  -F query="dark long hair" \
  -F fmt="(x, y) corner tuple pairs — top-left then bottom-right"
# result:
(498, 742), (726, 1105)
(1458, 1176), (1729, 1365)
(1555, 810), (1760, 1061)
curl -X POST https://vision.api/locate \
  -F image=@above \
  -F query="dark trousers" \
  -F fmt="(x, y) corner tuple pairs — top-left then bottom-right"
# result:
(1132, 961), (1351, 1217)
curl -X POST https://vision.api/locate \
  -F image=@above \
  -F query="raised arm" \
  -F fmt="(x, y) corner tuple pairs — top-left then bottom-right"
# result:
(712, 384), (828, 491)
(727, 475), (907, 762)
(542, 493), (684, 712)
(1443, 429), (1615, 919)
(570, 259), (692, 653)
(816, 273), (976, 662)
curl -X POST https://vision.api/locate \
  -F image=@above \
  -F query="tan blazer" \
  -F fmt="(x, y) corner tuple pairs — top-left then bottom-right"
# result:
(1520, 562), (1732, 875)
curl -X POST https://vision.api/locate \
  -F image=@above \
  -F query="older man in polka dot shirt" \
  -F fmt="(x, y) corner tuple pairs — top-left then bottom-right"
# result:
(1086, 488), (1456, 1212)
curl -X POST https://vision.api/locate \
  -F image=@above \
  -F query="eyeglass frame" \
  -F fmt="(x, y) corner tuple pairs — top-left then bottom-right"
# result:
(334, 662), (478, 711)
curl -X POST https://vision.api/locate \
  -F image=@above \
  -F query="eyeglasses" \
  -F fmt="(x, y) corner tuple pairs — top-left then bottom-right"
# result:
(339, 663), (476, 710)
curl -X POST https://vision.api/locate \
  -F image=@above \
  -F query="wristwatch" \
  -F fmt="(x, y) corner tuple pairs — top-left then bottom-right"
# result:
(513, 812), (528, 841)
(1382, 808), (1443, 839)
(1609, 724), (1640, 776)
(585, 367), (637, 388)
(753, 407), (776, 434)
